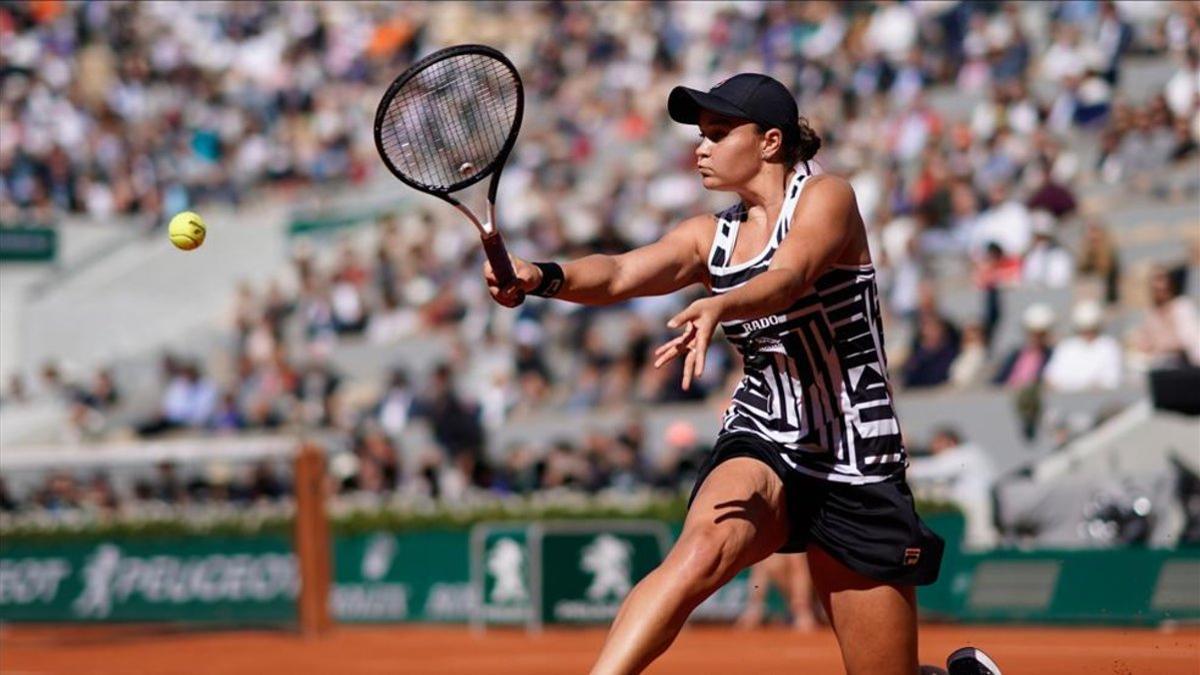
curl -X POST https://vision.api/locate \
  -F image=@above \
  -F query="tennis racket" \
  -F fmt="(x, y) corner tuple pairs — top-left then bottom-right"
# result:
(374, 44), (525, 301)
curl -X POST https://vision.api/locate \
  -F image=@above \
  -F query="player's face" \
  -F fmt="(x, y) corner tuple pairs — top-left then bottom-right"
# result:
(695, 111), (763, 190)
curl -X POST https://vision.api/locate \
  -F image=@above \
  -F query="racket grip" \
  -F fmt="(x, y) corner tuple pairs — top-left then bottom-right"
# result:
(481, 231), (522, 296)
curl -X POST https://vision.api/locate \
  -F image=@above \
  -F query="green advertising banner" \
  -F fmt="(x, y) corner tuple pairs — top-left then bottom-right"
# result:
(0, 226), (56, 263)
(918, 546), (1200, 625)
(471, 524), (533, 627)
(2, 515), (1196, 627)
(468, 521), (671, 630)
(537, 525), (667, 625)
(0, 536), (296, 623)
(332, 530), (471, 623)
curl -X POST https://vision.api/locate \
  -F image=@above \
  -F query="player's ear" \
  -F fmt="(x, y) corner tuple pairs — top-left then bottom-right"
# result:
(761, 128), (783, 162)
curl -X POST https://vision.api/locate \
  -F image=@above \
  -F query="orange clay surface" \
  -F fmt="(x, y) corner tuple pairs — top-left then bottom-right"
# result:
(1, 623), (1197, 674)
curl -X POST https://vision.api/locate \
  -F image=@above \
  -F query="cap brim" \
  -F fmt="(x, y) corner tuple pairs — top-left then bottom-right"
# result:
(667, 86), (749, 125)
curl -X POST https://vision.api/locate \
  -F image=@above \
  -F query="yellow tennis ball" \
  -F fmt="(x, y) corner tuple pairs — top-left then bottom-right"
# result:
(169, 211), (206, 251)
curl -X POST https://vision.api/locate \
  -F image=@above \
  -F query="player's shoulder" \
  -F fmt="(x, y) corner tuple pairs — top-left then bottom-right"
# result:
(794, 172), (857, 216)
(672, 212), (719, 236)
(663, 212), (719, 262)
(801, 173), (854, 201)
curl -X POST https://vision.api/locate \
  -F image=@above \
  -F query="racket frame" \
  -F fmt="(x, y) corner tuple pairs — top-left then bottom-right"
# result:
(373, 44), (525, 293)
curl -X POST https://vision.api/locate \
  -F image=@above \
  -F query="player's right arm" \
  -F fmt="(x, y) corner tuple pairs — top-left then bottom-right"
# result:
(484, 215), (711, 307)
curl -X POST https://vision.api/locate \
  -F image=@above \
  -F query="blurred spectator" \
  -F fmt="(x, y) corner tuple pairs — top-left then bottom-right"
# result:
(902, 312), (961, 389)
(974, 241), (1021, 346)
(295, 358), (342, 428)
(993, 303), (1056, 389)
(971, 183), (1033, 258)
(33, 361), (70, 403)
(1163, 48), (1199, 121)
(1076, 218), (1122, 305)
(35, 472), (80, 513)
(1114, 106), (1177, 187)
(908, 427), (998, 549)
(137, 360), (218, 435)
(376, 367), (416, 438)
(211, 391), (246, 432)
(1044, 301), (1123, 391)
(1095, 1), (1133, 84)
(81, 472), (120, 513)
(152, 461), (186, 504)
(2, 374), (29, 407)
(1128, 266), (1200, 369)
(247, 460), (287, 501)
(76, 368), (120, 413)
(415, 363), (485, 463)
(1021, 212), (1074, 288)
(1026, 163), (1078, 219)
(950, 323), (989, 388)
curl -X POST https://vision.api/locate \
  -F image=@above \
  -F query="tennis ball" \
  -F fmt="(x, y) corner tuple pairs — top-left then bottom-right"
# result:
(169, 211), (206, 251)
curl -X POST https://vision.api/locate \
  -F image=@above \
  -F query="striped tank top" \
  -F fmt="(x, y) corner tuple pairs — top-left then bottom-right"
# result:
(709, 164), (907, 484)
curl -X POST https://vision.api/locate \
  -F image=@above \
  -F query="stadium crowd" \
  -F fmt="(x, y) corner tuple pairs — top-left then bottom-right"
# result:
(2, 1), (1198, 530)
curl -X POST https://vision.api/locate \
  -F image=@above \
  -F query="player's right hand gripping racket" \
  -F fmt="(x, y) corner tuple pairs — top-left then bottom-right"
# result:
(374, 44), (525, 302)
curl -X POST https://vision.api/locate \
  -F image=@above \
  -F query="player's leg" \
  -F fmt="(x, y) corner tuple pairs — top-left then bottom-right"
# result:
(808, 544), (919, 675)
(589, 457), (789, 675)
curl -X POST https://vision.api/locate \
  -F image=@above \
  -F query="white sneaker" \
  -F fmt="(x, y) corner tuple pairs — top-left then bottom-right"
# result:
(946, 647), (1002, 675)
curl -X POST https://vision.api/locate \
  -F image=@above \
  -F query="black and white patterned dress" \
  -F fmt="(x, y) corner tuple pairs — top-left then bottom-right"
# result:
(709, 164), (906, 485)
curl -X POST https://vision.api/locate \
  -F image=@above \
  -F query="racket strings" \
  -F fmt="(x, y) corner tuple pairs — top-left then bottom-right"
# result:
(380, 54), (519, 191)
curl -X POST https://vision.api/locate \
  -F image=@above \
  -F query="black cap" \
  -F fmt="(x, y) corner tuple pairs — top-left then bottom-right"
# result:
(668, 73), (799, 138)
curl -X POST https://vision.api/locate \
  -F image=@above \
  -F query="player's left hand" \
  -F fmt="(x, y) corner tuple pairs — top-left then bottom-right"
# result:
(654, 297), (724, 391)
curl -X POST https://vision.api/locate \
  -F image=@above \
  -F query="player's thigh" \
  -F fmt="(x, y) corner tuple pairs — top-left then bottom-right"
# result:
(808, 544), (918, 675)
(667, 457), (789, 588)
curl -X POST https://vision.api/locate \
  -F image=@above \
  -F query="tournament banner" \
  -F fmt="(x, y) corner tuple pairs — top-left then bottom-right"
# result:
(333, 530), (472, 623)
(4, 515), (1194, 625)
(0, 536), (296, 623)
(471, 524), (534, 627)
(470, 520), (672, 631)
(0, 527), (773, 626)
(537, 527), (666, 625)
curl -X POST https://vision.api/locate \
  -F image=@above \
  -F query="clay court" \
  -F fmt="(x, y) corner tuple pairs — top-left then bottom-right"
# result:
(1, 623), (1197, 674)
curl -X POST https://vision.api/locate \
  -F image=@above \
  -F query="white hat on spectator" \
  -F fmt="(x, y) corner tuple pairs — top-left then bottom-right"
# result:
(1022, 303), (1056, 332)
(1071, 300), (1105, 331)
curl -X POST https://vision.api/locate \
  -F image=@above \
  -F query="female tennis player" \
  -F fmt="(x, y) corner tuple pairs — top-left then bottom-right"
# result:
(484, 74), (1001, 675)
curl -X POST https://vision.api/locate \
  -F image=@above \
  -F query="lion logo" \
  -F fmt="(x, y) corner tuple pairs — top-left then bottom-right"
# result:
(582, 535), (633, 602)
(486, 537), (528, 604)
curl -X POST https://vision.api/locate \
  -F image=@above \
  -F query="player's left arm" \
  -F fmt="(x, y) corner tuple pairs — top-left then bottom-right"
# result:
(654, 175), (861, 389)
(711, 175), (860, 321)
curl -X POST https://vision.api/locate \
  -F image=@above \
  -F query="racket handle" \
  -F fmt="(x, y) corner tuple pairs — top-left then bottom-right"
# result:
(481, 231), (523, 301)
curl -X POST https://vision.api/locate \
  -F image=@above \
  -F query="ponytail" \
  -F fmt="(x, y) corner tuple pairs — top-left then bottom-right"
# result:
(758, 117), (822, 166)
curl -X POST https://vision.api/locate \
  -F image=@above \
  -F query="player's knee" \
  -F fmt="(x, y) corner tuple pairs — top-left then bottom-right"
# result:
(668, 527), (738, 595)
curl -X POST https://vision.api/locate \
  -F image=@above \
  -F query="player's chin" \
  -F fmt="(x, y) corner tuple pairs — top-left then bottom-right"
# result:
(698, 173), (728, 190)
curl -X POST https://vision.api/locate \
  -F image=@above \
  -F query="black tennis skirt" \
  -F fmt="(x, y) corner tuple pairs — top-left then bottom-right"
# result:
(688, 431), (945, 586)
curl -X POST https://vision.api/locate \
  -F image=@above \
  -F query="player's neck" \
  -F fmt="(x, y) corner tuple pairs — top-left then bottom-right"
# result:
(736, 163), (794, 218)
